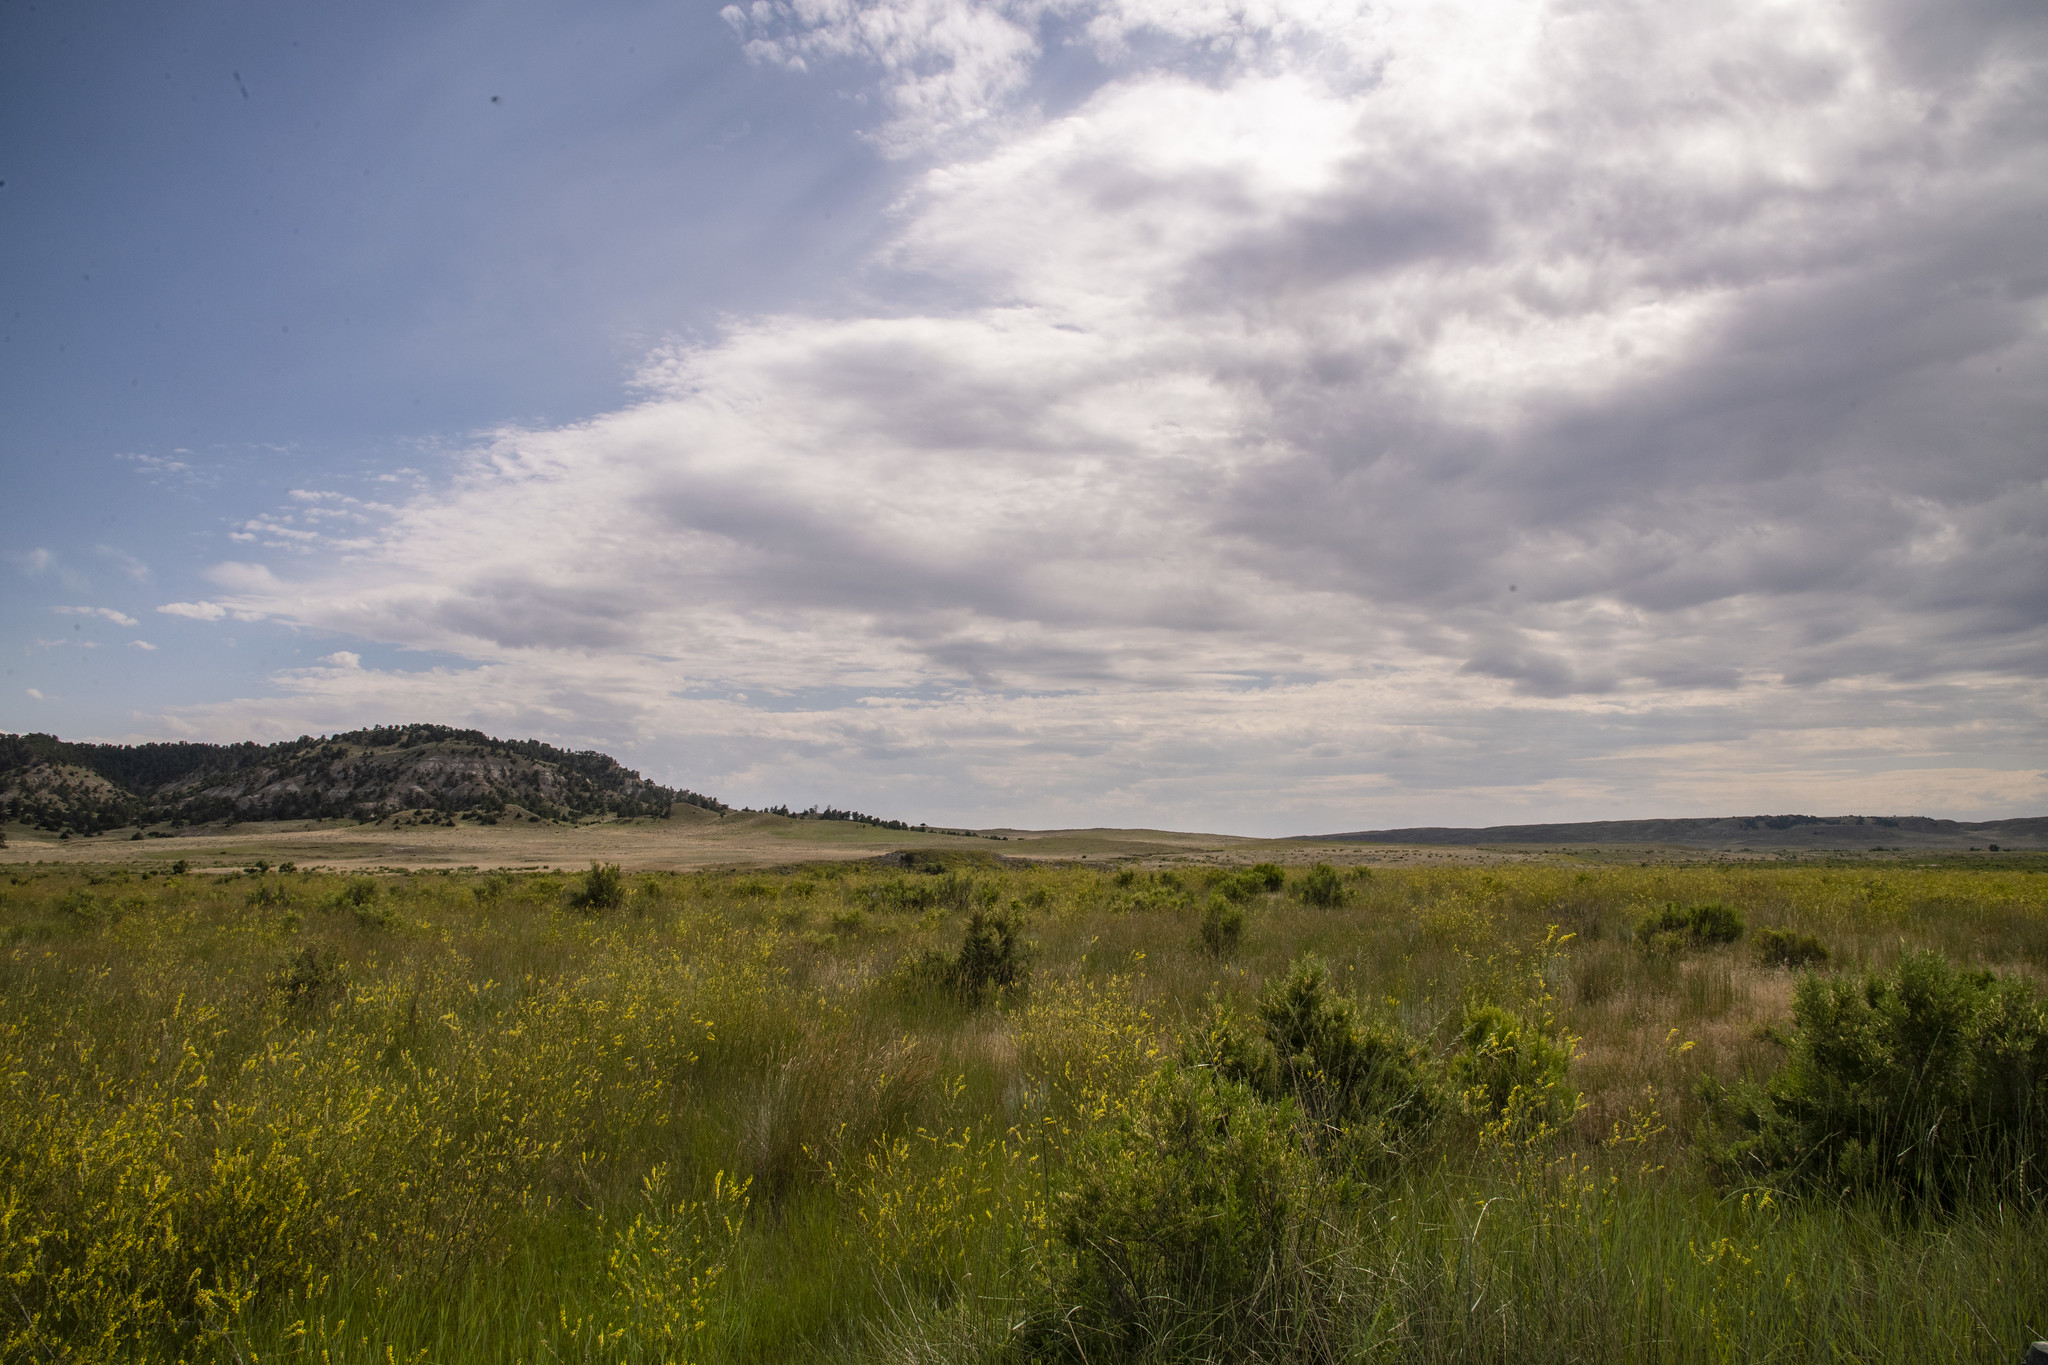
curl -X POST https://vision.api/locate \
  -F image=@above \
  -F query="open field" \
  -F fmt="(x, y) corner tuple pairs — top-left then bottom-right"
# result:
(8, 808), (2034, 877)
(5, 847), (2047, 1362)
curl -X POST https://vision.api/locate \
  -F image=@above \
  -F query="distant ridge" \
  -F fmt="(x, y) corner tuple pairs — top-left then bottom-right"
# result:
(0, 725), (726, 835)
(1298, 813), (2048, 850)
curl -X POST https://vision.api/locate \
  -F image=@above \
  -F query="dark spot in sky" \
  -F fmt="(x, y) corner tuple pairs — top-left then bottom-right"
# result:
(491, 95), (501, 103)
(232, 71), (249, 99)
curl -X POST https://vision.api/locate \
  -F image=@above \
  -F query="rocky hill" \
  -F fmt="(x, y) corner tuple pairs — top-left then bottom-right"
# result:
(1301, 813), (2048, 850)
(0, 725), (725, 833)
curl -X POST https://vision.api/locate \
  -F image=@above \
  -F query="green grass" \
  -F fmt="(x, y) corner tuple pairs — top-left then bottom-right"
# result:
(2, 854), (2046, 1361)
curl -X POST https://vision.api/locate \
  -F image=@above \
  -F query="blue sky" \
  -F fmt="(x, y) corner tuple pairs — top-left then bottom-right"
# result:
(4, 0), (2044, 833)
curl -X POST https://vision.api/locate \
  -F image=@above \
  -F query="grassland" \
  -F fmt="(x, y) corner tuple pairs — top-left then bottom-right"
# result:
(4, 831), (2046, 1362)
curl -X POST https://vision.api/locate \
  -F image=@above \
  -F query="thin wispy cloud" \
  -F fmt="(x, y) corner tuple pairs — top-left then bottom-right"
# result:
(52, 606), (140, 627)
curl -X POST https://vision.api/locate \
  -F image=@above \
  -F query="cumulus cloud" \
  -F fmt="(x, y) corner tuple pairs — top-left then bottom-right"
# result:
(157, 601), (230, 621)
(167, 0), (2048, 828)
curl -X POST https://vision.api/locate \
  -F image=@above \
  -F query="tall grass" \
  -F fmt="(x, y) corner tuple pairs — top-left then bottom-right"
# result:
(1, 854), (2044, 1361)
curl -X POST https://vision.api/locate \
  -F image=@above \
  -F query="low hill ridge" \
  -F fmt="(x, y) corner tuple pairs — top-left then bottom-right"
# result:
(1, 725), (725, 833)
(1300, 813), (2048, 850)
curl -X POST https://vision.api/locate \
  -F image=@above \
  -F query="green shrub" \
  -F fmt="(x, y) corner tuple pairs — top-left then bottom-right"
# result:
(1216, 862), (1287, 903)
(570, 860), (626, 913)
(1450, 1004), (1577, 1130)
(1753, 926), (1828, 968)
(895, 908), (1027, 1006)
(271, 946), (345, 1006)
(1197, 897), (1244, 957)
(246, 879), (292, 910)
(954, 907), (1025, 1002)
(1295, 862), (1348, 909)
(1636, 900), (1745, 951)
(1708, 950), (2048, 1203)
(1043, 1062), (1326, 1360)
(335, 875), (397, 928)
(1191, 956), (1442, 1168)
(336, 875), (379, 908)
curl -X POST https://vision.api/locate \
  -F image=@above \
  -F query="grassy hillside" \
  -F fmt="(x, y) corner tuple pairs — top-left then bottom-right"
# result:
(4, 851), (2046, 1362)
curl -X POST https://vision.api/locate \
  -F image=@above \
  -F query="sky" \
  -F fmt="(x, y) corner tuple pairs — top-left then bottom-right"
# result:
(3, 0), (2044, 834)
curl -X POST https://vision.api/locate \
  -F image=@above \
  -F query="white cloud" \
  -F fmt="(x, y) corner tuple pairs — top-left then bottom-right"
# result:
(25, 688), (44, 700)
(129, 640), (158, 651)
(52, 606), (141, 627)
(158, 601), (230, 621)
(12, 548), (55, 576)
(117, 452), (212, 486)
(157, 0), (2048, 828)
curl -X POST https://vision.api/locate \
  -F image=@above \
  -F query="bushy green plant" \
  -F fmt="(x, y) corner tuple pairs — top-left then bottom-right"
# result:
(1295, 862), (1348, 909)
(1636, 900), (1745, 951)
(954, 907), (1024, 1002)
(1707, 950), (2048, 1202)
(335, 874), (397, 928)
(1190, 956), (1442, 1168)
(1216, 862), (1287, 903)
(1754, 926), (1829, 968)
(895, 908), (1027, 1006)
(1450, 1004), (1577, 1131)
(1043, 1062), (1326, 1360)
(570, 860), (626, 913)
(1197, 897), (1244, 957)
(270, 946), (344, 1006)
(336, 875), (379, 909)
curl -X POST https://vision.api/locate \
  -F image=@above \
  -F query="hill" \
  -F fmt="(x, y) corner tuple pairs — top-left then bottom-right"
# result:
(1299, 813), (2048, 850)
(0, 725), (724, 833)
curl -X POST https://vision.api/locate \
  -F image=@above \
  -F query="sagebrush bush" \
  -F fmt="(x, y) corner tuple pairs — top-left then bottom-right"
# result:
(1708, 950), (2048, 1202)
